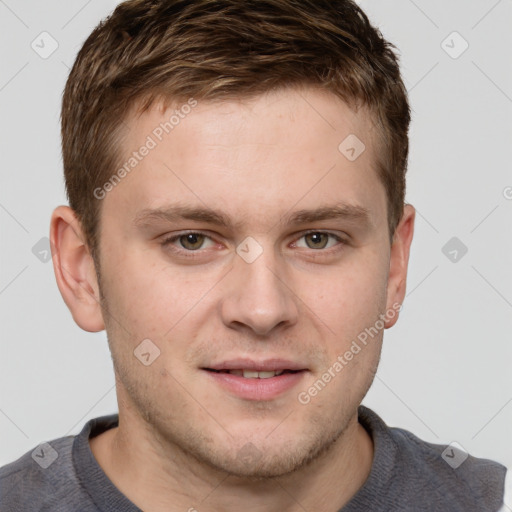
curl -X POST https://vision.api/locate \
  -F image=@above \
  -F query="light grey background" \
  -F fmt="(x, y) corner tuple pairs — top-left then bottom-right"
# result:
(1, 0), (511, 470)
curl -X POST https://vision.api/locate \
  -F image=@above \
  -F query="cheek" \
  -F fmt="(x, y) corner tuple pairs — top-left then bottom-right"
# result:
(100, 249), (207, 336)
(299, 255), (388, 341)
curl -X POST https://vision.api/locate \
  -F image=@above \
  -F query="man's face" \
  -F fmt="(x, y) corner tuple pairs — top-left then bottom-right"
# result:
(96, 87), (395, 477)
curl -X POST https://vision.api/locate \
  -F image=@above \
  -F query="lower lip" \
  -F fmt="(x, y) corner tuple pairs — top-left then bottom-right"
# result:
(203, 370), (307, 401)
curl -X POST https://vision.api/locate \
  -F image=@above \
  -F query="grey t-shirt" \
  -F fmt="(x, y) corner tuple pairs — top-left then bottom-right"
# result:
(0, 405), (508, 511)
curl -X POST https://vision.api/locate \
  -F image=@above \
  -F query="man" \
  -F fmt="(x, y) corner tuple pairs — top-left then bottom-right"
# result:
(0, 0), (509, 510)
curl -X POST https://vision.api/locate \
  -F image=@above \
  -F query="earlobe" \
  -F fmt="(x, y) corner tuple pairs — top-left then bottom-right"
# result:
(50, 206), (105, 332)
(385, 204), (415, 329)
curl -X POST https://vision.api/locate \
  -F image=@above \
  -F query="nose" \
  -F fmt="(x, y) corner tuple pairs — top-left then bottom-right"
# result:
(220, 244), (299, 337)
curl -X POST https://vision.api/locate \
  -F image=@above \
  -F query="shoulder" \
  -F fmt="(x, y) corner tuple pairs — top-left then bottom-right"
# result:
(393, 424), (505, 504)
(0, 414), (119, 512)
(0, 435), (83, 510)
(357, 406), (508, 511)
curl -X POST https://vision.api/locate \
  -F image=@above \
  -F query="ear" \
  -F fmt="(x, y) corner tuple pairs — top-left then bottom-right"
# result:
(384, 203), (415, 328)
(50, 205), (105, 332)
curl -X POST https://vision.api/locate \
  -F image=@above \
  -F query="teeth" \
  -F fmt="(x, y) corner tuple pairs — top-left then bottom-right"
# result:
(258, 371), (279, 379)
(226, 370), (285, 378)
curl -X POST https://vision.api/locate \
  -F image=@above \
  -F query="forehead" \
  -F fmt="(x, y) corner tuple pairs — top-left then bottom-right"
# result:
(105, 87), (386, 233)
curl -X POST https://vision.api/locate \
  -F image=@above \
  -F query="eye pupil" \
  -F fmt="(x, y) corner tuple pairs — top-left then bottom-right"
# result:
(306, 232), (328, 249)
(180, 233), (204, 250)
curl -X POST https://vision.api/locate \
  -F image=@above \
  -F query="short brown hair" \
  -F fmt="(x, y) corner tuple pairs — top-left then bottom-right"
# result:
(61, 0), (410, 263)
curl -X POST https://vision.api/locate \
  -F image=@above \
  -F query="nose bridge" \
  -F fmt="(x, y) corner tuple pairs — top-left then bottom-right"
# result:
(220, 238), (298, 335)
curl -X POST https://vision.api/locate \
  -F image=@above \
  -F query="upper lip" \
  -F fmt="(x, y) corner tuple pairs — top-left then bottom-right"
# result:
(204, 358), (307, 372)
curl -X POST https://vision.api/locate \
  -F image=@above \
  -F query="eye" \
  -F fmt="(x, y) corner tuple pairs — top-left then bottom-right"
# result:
(160, 230), (346, 257)
(294, 231), (344, 250)
(162, 232), (216, 251)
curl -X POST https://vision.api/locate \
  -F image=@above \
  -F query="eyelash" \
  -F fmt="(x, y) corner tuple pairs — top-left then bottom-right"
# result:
(160, 230), (347, 258)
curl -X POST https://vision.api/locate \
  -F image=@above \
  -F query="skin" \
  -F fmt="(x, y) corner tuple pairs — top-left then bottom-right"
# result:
(50, 86), (415, 512)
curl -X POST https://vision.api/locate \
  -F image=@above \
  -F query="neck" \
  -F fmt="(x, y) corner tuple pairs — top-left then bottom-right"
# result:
(90, 406), (373, 512)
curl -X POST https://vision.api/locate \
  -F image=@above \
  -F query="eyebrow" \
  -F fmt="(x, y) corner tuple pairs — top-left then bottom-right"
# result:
(133, 203), (372, 230)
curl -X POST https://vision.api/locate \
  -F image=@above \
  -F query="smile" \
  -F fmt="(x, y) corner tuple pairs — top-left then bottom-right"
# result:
(202, 361), (308, 400)
(207, 369), (301, 379)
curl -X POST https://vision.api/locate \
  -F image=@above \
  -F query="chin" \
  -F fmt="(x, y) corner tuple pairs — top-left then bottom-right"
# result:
(191, 426), (344, 481)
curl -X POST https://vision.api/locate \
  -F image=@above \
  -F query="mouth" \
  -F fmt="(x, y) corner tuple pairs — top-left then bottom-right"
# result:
(202, 360), (308, 400)
(205, 368), (302, 379)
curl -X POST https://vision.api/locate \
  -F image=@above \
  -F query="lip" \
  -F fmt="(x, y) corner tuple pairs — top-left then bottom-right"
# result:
(205, 358), (307, 372)
(202, 358), (308, 401)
